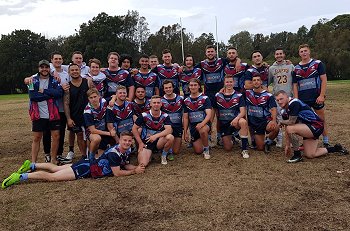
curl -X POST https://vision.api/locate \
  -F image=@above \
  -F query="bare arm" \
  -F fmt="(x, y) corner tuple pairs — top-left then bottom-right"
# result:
(111, 165), (144, 177)
(127, 86), (135, 101)
(183, 112), (189, 142)
(88, 125), (111, 136)
(280, 116), (298, 126)
(63, 90), (74, 127)
(317, 74), (327, 104)
(293, 83), (299, 99)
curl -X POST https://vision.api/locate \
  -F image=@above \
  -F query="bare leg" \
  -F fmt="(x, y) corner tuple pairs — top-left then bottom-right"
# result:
(31, 132), (43, 162)
(51, 130), (60, 163)
(192, 139), (204, 154)
(28, 167), (76, 181)
(138, 148), (152, 167)
(172, 137), (182, 155)
(76, 132), (87, 157)
(88, 134), (101, 154)
(254, 134), (265, 151)
(199, 125), (210, 147)
(315, 108), (328, 139)
(222, 135), (233, 151)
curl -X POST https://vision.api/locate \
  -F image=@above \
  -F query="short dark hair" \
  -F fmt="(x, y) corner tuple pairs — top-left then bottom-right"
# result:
(120, 54), (133, 65)
(227, 46), (237, 51)
(68, 63), (79, 70)
(205, 45), (215, 50)
(224, 75), (234, 80)
(135, 85), (146, 91)
(87, 88), (100, 97)
(189, 78), (202, 92)
(139, 54), (149, 60)
(50, 51), (62, 60)
(120, 131), (134, 138)
(149, 55), (158, 59)
(184, 54), (195, 64)
(298, 44), (310, 51)
(71, 51), (83, 57)
(162, 49), (171, 54)
(108, 51), (120, 60)
(274, 47), (284, 53)
(88, 58), (101, 67)
(251, 50), (263, 58)
(162, 79), (175, 88)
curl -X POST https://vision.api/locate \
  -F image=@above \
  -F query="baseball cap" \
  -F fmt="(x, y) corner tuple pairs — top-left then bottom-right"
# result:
(38, 60), (50, 67)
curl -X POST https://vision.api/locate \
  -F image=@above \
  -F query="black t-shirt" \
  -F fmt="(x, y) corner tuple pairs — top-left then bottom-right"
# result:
(69, 78), (89, 126)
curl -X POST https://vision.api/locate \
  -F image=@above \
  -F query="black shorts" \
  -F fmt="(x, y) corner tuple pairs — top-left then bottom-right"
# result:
(250, 121), (268, 135)
(219, 122), (238, 137)
(190, 123), (210, 142)
(68, 125), (84, 133)
(205, 91), (216, 106)
(172, 126), (183, 138)
(71, 159), (91, 179)
(143, 138), (160, 152)
(306, 123), (324, 139)
(32, 119), (60, 132)
(305, 101), (325, 110)
(87, 134), (111, 150)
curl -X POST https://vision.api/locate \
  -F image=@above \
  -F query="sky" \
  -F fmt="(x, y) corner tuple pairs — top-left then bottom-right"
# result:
(0, 0), (349, 42)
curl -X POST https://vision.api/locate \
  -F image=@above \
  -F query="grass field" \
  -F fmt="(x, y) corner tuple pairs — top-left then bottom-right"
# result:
(0, 82), (349, 230)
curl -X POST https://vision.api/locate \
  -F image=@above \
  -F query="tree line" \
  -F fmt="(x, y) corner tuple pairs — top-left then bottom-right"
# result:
(0, 11), (349, 94)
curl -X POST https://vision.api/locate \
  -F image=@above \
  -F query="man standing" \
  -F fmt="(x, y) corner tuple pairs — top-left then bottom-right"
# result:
(2, 131), (145, 189)
(275, 90), (348, 163)
(293, 44), (330, 147)
(64, 64), (93, 160)
(213, 75), (250, 158)
(132, 54), (159, 99)
(149, 55), (159, 70)
(245, 50), (269, 90)
(161, 80), (184, 161)
(268, 48), (295, 148)
(179, 54), (202, 99)
(183, 78), (212, 159)
(132, 95), (174, 166)
(245, 75), (279, 152)
(102, 52), (135, 102)
(29, 60), (63, 164)
(152, 49), (181, 96)
(132, 86), (151, 119)
(85, 58), (106, 97)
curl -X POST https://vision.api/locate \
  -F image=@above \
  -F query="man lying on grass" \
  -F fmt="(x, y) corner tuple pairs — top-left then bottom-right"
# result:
(2, 131), (144, 189)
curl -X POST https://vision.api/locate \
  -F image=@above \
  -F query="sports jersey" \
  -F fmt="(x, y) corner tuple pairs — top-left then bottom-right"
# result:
(196, 58), (227, 93)
(292, 59), (325, 103)
(179, 67), (202, 98)
(85, 72), (107, 97)
(183, 93), (212, 125)
(245, 90), (276, 128)
(161, 94), (184, 127)
(213, 91), (245, 125)
(224, 62), (249, 92)
(84, 98), (108, 133)
(284, 98), (324, 129)
(153, 64), (180, 95)
(89, 144), (131, 178)
(132, 71), (159, 99)
(102, 68), (134, 100)
(268, 61), (294, 96)
(245, 65), (269, 87)
(131, 99), (150, 118)
(135, 111), (171, 140)
(106, 101), (134, 136)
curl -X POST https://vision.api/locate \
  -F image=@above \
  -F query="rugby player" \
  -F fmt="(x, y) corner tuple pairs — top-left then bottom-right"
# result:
(179, 54), (202, 99)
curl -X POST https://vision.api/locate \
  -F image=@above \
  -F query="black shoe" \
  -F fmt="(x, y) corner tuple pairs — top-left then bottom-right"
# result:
(57, 155), (72, 164)
(334, 144), (349, 155)
(323, 142), (331, 148)
(287, 153), (303, 163)
(44, 154), (51, 163)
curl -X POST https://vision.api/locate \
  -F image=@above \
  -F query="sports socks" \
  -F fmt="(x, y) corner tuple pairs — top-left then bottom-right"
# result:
(162, 150), (168, 157)
(203, 146), (209, 152)
(241, 136), (248, 150)
(323, 136), (329, 144)
(20, 173), (28, 182)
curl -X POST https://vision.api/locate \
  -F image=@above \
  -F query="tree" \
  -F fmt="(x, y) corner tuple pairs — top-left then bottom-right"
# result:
(228, 31), (253, 60)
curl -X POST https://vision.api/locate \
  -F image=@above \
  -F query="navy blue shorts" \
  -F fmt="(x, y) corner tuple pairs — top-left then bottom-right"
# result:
(172, 126), (183, 138)
(190, 123), (210, 142)
(305, 101), (325, 110)
(250, 121), (268, 135)
(205, 91), (216, 106)
(71, 159), (91, 179)
(306, 123), (324, 139)
(143, 138), (159, 152)
(219, 122), (238, 137)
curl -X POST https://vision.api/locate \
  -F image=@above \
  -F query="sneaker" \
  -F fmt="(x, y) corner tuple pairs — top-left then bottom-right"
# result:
(287, 154), (303, 163)
(323, 142), (331, 148)
(2, 172), (21, 189)
(17, 160), (31, 174)
(203, 150), (210, 160)
(57, 155), (72, 164)
(167, 154), (175, 161)
(276, 140), (283, 148)
(241, 150), (249, 159)
(66, 151), (75, 160)
(161, 156), (167, 165)
(44, 154), (51, 163)
(334, 144), (349, 155)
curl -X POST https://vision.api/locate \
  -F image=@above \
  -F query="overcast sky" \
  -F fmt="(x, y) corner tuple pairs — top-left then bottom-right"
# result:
(0, 0), (349, 42)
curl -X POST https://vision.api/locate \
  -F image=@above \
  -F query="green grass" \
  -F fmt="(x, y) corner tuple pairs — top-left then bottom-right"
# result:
(0, 94), (28, 100)
(327, 79), (350, 85)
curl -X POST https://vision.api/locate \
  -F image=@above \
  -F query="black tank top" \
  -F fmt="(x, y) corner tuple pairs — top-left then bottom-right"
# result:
(69, 78), (89, 126)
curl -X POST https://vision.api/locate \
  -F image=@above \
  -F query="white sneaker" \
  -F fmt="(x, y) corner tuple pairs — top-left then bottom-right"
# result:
(242, 150), (249, 159)
(276, 140), (283, 148)
(161, 156), (167, 165)
(203, 150), (210, 159)
(66, 151), (75, 160)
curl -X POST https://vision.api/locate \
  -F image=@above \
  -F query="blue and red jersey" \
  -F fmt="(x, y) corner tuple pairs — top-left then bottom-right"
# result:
(224, 62), (249, 92)
(245, 90), (276, 127)
(213, 91), (245, 125)
(131, 99), (150, 118)
(84, 98), (108, 133)
(152, 64), (180, 96)
(292, 59), (325, 104)
(184, 93), (212, 126)
(196, 58), (227, 93)
(135, 111), (172, 140)
(285, 98), (324, 129)
(102, 68), (134, 100)
(245, 65), (269, 87)
(132, 71), (159, 99)
(86, 72), (106, 97)
(161, 94), (184, 128)
(106, 101), (134, 136)
(179, 67), (202, 98)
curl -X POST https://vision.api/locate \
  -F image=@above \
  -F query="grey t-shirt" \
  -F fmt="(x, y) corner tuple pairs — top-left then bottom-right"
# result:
(38, 78), (49, 119)
(268, 61), (294, 97)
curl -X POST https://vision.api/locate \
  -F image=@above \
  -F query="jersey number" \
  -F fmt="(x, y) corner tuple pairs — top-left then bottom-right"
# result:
(277, 75), (288, 84)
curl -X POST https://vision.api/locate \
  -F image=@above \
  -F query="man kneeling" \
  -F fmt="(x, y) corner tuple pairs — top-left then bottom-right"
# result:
(2, 131), (144, 189)
(275, 90), (348, 163)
